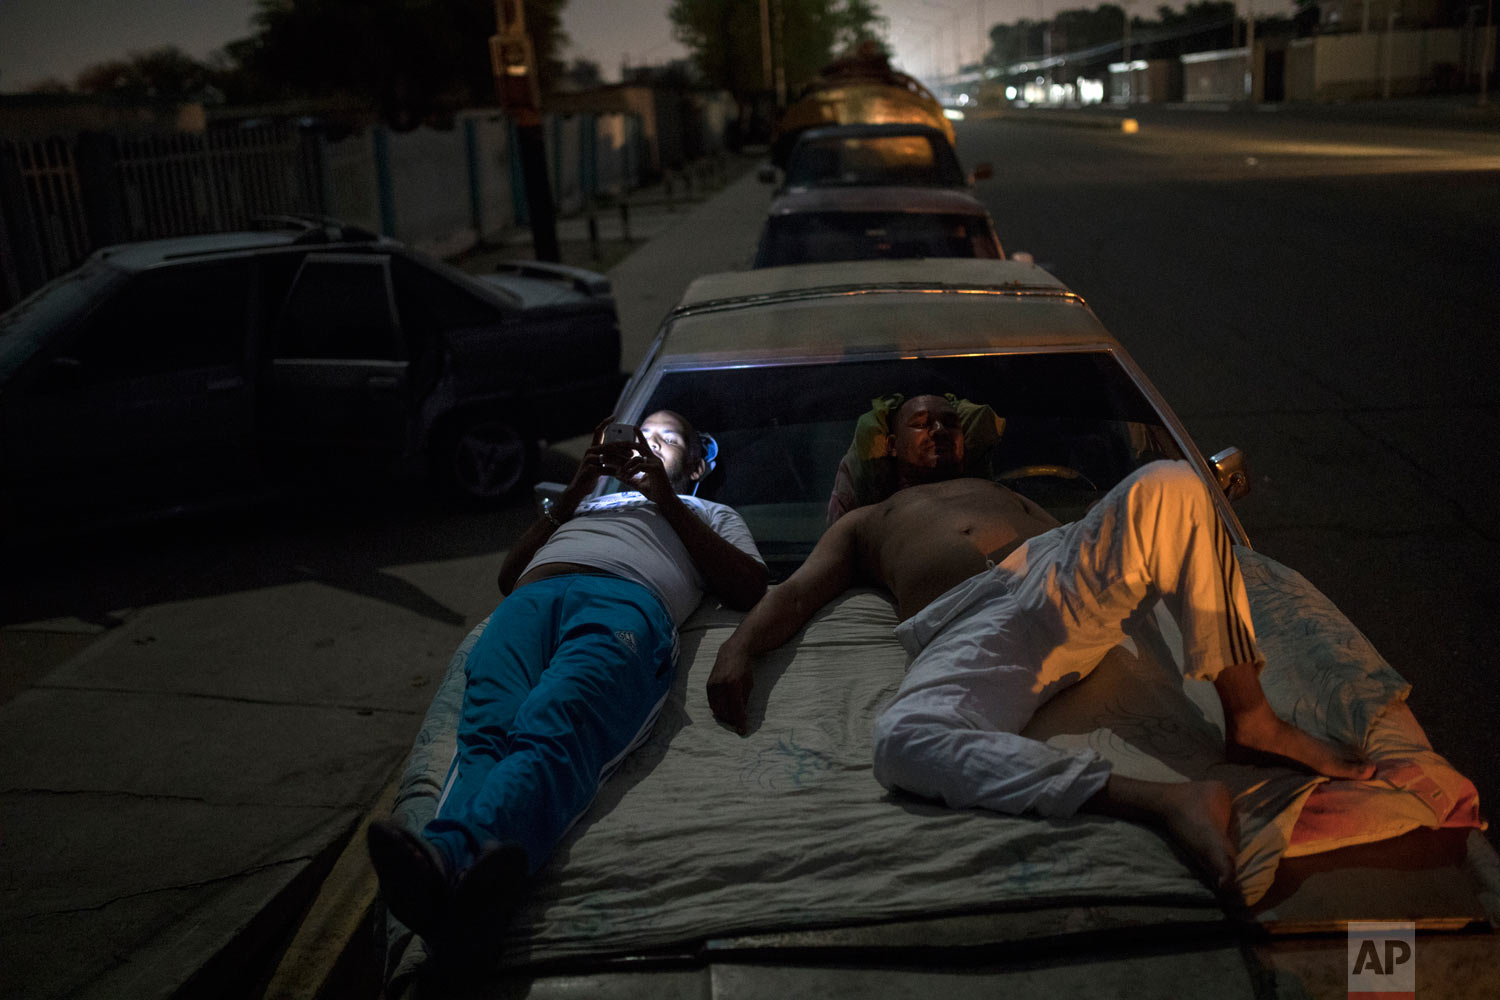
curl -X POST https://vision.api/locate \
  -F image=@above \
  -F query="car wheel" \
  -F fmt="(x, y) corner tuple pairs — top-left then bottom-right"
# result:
(446, 419), (536, 500)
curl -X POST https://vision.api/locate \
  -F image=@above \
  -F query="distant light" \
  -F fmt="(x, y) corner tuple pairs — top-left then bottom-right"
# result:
(957, 93), (971, 106)
(1005, 86), (1018, 101)
(1121, 118), (1140, 133)
(943, 108), (966, 120)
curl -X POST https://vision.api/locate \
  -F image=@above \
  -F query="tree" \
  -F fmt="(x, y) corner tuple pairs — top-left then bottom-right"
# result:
(73, 46), (217, 101)
(669, 0), (885, 117)
(244, 0), (569, 128)
(560, 57), (604, 92)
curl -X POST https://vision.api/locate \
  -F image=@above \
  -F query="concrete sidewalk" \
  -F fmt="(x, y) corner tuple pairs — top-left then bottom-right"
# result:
(0, 159), (773, 1000)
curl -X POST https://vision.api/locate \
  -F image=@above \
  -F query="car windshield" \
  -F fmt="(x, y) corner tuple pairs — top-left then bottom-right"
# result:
(784, 134), (966, 188)
(623, 350), (1186, 579)
(755, 212), (1001, 268)
(0, 258), (125, 385)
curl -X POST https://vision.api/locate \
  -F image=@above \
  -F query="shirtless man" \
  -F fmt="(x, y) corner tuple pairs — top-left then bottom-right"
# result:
(707, 394), (1373, 893)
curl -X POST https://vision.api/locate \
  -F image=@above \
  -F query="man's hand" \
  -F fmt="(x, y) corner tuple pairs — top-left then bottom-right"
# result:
(707, 644), (753, 735)
(557, 418), (614, 511)
(613, 427), (676, 505)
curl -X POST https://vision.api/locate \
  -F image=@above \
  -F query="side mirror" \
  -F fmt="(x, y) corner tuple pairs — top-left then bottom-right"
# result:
(757, 164), (777, 184)
(1209, 446), (1251, 502)
(969, 162), (993, 182)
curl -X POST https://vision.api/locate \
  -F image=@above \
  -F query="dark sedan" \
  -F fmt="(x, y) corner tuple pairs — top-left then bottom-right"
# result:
(772, 123), (975, 192)
(0, 220), (624, 536)
(753, 187), (1005, 269)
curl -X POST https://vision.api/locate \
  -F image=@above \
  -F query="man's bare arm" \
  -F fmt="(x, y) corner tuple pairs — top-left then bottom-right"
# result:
(654, 493), (768, 610)
(706, 511), (867, 733)
(497, 423), (611, 594)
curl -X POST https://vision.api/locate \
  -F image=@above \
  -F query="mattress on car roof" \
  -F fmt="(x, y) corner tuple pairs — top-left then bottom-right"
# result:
(384, 547), (1481, 980)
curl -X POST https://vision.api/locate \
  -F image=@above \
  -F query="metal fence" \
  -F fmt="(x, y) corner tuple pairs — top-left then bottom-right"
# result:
(113, 122), (321, 240)
(0, 122), (323, 310)
(0, 107), (660, 312)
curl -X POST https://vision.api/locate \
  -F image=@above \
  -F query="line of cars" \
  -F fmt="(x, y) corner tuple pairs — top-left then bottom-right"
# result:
(379, 60), (1496, 995)
(752, 122), (1004, 269)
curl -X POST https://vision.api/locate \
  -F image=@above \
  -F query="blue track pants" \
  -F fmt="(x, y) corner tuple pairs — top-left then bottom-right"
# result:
(424, 574), (676, 876)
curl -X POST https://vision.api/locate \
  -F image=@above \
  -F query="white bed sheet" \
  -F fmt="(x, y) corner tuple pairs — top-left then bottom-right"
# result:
(385, 547), (1478, 980)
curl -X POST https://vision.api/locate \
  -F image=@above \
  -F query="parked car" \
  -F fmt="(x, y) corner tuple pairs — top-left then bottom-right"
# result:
(768, 122), (990, 193)
(753, 187), (1005, 268)
(383, 258), (1494, 995)
(761, 123), (988, 192)
(771, 44), (956, 165)
(0, 219), (624, 534)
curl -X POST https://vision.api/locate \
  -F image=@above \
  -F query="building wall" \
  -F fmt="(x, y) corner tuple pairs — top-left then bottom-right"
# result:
(466, 112), (515, 240)
(1182, 48), (1250, 102)
(322, 131), (382, 234)
(385, 124), (471, 258)
(1284, 27), (1491, 99)
(1109, 61), (1183, 103)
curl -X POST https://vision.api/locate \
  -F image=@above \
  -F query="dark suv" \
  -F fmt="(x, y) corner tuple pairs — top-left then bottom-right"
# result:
(0, 219), (624, 533)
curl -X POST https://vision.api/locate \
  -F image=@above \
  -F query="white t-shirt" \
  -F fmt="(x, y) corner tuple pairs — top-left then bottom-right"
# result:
(523, 492), (764, 625)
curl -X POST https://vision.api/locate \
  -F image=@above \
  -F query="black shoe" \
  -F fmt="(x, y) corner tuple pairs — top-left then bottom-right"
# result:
(431, 841), (530, 980)
(367, 819), (450, 939)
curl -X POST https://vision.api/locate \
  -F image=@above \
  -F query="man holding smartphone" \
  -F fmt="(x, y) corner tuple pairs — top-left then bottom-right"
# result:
(369, 410), (766, 973)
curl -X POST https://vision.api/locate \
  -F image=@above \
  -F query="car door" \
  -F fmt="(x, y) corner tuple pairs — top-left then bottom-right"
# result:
(0, 259), (257, 519)
(266, 252), (410, 459)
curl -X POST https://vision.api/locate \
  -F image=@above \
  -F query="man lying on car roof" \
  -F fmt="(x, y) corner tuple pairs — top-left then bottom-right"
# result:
(708, 393), (1373, 896)
(370, 411), (766, 975)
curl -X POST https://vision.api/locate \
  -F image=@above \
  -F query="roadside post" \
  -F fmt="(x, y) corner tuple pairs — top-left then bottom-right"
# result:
(492, 0), (560, 262)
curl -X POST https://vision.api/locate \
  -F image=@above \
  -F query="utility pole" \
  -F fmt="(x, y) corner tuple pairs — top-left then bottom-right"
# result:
(1480, 0), (1494, 104)
(774, 0), (787, 106)
(1382, 0), (1397, 98)
(760, 0), (773, 94)
(1245, 0), (1256, 101)
(491, 0), (559, 262)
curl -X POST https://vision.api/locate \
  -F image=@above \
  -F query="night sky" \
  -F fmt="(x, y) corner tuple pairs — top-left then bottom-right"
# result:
(0, 0), (1296, 94)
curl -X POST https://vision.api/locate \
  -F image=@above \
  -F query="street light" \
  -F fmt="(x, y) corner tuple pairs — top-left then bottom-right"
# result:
(1482, 0), (1494, 105)
(916, 0), (964, 78)
(491, 0), (558, 262)
(893, 14), (945, 81)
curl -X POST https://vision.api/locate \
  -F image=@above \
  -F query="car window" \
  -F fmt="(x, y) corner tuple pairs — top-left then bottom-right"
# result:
(755, 212), (1001, 268)
(276, 255), (402, 361)
(629, 352), (1183, 575)
(389, 255), (506, 359)
(785, 135), (965, 188)
(54, 261), (251, 383)
(0, 258), (128, 384)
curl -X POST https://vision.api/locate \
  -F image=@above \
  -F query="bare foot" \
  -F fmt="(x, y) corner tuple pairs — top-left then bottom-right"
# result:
(1088, 776), (1238, 895)
(1153, 779), (1239, 895)
(1225, 702), (1375, 780)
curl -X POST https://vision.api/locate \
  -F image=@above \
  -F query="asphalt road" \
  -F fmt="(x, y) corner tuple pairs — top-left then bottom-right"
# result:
(957, 108), (1500, 818)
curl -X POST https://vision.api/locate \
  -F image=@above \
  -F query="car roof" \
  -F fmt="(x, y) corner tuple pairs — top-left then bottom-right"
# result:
(90, 232), (303, 270)
(656, 259), (1109, 362)
(767, 186), (991, 216)
(89, 224), (391, 271)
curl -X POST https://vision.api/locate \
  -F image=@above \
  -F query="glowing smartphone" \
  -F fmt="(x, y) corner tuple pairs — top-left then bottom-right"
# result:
(602, 422), (636, 445)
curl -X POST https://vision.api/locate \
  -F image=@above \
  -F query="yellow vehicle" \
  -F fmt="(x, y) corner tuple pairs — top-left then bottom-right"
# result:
(771, 45), (956, 165)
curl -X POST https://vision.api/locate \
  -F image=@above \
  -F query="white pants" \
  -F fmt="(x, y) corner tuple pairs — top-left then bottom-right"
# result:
(872, 461), (1258, 818)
